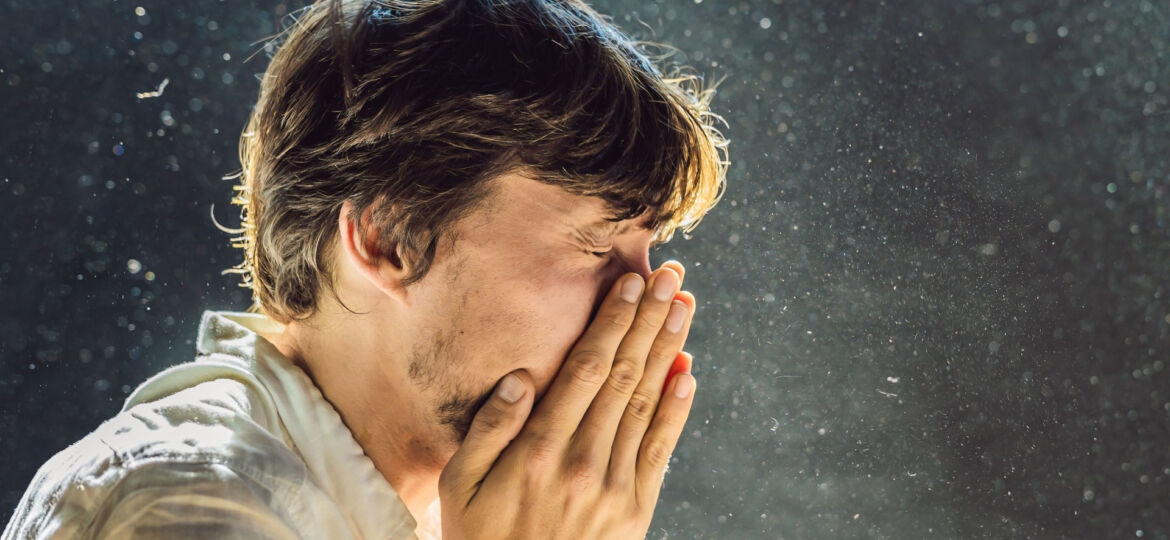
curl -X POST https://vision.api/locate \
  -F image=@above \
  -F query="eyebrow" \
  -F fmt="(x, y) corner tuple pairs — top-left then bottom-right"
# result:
(581, 215), (655, 236)
(578, 217), (662, 247)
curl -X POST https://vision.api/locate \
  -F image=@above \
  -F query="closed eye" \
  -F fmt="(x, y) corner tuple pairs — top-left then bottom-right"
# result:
(588, 239), (663, 258)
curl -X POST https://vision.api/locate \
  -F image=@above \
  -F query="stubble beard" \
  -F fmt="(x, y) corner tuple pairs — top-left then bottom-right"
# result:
(408, 325), (493, 446)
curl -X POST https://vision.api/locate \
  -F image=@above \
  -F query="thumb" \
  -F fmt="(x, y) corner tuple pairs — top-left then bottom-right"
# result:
(439, 370), (533, 506)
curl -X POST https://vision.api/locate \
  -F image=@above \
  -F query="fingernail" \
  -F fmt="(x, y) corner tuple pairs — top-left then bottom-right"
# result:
(497, 374), (524, 403)
(620, 274), (643, 303)
(665, 301), (687, 333)
(673, 373), (693, 399)
(652, 269), (678, 301)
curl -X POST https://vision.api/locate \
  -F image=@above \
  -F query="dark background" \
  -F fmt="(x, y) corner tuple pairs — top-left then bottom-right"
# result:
(2, 0), (1168, 538)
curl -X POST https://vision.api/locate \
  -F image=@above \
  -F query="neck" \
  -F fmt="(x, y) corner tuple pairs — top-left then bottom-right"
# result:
(263, 314), (448, 527)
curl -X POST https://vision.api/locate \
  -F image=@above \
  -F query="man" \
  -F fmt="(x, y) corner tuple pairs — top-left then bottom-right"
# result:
(4, 0), (728, 537)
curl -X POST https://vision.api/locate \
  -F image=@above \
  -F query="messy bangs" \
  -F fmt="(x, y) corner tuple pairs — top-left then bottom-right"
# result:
(479, 3), (730, 241)
(348, 0), (728, 238)
(525, 65), (728, 243)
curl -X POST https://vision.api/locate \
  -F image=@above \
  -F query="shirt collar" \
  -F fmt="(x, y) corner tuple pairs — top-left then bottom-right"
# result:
(193, 310), (421, 540)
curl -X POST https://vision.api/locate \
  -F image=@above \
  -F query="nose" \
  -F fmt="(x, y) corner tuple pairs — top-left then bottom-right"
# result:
(621, 246), (654, 280)
(594, 247), (654, 311)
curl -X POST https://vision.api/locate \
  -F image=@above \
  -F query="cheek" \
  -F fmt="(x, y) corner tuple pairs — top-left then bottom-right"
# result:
(535, 274), (598, 338)
(528, 255), (605, 326)
(493, 260), (606, 384)
(524, 266), (605, 375)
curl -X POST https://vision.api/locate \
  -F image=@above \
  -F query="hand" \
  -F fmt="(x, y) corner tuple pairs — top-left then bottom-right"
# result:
(439, 263), (697, 539)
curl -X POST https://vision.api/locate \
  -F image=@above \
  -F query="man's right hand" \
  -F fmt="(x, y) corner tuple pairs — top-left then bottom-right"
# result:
(438, 263), (697, 539)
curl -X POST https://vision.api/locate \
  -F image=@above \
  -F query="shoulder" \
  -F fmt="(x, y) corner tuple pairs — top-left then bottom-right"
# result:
(6, 446), (304, 539)
(91, 459), (305, 540)
(3, 380), (309, 540)
(98, 377), (307, 482)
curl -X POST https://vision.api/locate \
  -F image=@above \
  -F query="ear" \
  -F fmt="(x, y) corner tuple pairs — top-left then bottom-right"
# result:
(338, 199), (411, 307)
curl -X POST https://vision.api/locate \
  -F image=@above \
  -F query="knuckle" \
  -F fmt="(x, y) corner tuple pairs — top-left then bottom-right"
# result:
(606, 360), (642, 395)
(605, 467), (632, 492)
(565, 451), (601, 493)
(624, 390), (658, 424)
(569, 351), (610, 387)
(649, 344), (681, 364)
(472, 403), (509, 432)
(642, 438), (674, 470)
(525, 434), (560, 466)
(601, 303), (636, 330)
(632, 309), (663, 334)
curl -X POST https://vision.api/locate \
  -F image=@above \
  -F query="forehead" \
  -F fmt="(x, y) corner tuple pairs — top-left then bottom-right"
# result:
(483, 173), (653, 232)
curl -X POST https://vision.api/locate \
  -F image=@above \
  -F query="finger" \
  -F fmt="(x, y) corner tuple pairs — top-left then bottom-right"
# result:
(520, 273), (644, 446)
(648, 291), (695, 396)
(635, 372), (695, 507)
(608, 291), (695, 485)
(438, 370), (534, 507)
(660, 260), (688, 308)
(660, 260), (685, 284)
(662, 351), (692, 396)
(572, 268), (680, 465)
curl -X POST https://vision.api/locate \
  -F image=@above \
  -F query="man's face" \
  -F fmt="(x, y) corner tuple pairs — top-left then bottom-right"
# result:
(397, 173), (659, 447)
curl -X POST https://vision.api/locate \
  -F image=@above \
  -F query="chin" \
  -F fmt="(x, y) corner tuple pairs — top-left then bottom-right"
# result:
(437, 387), (494, 445)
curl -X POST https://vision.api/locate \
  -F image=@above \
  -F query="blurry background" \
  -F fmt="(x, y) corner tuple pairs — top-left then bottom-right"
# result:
(2, 0), (1168, 538)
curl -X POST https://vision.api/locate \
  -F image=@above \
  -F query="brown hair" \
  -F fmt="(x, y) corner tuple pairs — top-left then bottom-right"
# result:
(221, 0), (729, 324)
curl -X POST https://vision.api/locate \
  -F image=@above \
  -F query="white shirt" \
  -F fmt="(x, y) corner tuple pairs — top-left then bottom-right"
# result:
(3, 310), (441, 540)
